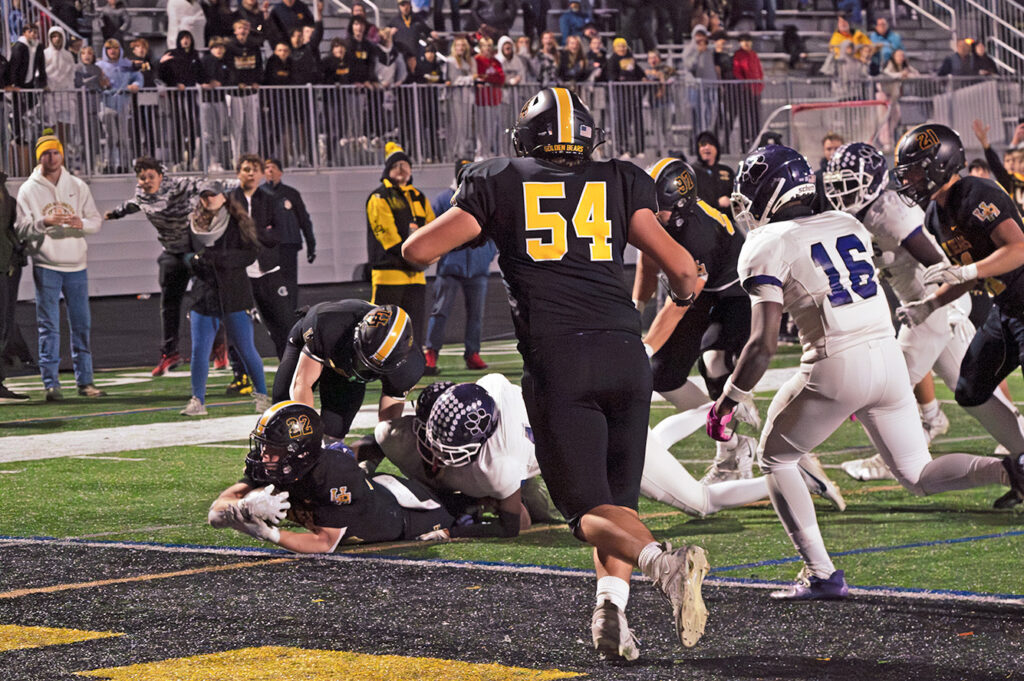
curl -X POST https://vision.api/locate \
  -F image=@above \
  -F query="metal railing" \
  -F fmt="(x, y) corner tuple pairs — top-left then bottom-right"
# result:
(3, 0), (86, 51)
(2, 76), (1020, 179)
(958, 0), (1024, 73)
(899, 0), (958, 39)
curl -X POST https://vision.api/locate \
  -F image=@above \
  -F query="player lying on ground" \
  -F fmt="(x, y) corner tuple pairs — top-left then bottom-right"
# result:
(707, 144), (1022, 600)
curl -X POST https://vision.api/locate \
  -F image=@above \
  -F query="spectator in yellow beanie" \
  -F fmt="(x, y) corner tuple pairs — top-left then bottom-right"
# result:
(365, 142), (435, 344)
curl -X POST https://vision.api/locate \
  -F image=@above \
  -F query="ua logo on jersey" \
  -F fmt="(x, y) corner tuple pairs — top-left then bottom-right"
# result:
(972, 202), (1001, 222)
(330, 487), (352, 505)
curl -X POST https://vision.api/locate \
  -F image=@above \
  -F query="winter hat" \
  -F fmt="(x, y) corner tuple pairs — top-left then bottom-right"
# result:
(35, 128), (64, 161)
(382, 141), (412, 180)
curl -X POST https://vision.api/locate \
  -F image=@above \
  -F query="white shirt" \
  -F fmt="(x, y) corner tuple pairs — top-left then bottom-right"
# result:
(861, 190), (939, 305)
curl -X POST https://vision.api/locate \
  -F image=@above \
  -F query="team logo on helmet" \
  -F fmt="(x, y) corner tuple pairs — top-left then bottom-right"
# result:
(916, 127), (941, 150)
(426, 384), (498, 467)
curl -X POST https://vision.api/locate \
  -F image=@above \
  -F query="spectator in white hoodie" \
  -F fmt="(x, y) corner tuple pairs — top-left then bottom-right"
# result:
(15, 130), (106, 402)
(167, 0), (208, 52)
(43, 27), (77, 165)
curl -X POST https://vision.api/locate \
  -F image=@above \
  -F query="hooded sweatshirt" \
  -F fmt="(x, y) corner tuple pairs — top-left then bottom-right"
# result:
(15, 165), (102, 272)
(10, 32), (46, 88)
(682, 26), (716, 81)
(44, 27), (76, 91)
(158, 30), (203, 86)
(98, 41), (143, 113)
(496, 36), (527, 85)
(693, 131), (735, 207)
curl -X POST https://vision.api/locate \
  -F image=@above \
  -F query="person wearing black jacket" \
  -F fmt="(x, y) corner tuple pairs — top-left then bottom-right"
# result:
(227, 20), (263, 161)
(235, 0), (273, 47)
(0, 171), (29, 402)
(263, 41), (296, 85)
(973, 118), (1024, 216)
(9, 23), (46, 146)
(289, 24), (323, 84)
(389, 0), (433, 59)
(269, 0), (316, 47)
(261, 159), (316, 313)
(410, 41), (445, 161)
(692, 130), (734, 210)
(200, 37), (234, 171)
(181, 180), (270, 416)
(159, 30), (204, 170)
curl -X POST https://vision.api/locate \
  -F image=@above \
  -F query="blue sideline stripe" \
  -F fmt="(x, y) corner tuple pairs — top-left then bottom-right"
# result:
(712, 529), (1024, 573)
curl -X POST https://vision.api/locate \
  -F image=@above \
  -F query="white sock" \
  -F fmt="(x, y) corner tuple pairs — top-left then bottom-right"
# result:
(637, 541), (664, 575)
(596, 576), (630, 611)
(791, 526), (836, 580)
(920, 399), (940, 421)
(765, 466), (834, 579)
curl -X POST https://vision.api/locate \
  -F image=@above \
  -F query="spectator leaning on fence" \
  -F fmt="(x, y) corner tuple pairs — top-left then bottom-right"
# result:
(15, 130), (106, 402)
(936, 38), (976, 76)
(366, 142), (435, 344)
(199, 36), (233, 172)
(227, 19), (263, 162)
(972, 40), (999, 76)
(497, 35), (527, 86)
(43, 26), (76, 161)
(732, 33), (763, 153)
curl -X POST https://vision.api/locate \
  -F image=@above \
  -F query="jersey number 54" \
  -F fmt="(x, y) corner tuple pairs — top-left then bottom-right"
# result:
(523, 181), (612, 262)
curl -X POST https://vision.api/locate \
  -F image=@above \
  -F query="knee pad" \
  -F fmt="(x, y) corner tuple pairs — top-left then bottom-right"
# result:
(954, 377), (991, 408)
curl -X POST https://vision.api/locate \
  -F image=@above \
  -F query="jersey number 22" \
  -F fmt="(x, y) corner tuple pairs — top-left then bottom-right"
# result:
(810, 234), (878, 307)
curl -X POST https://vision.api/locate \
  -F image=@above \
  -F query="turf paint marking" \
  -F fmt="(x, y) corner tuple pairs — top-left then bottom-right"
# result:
(73, 646), (581, 681)
(2, 535), (1022, 606)
(0, 556), (298, 600)
(0, 624), (123, 652)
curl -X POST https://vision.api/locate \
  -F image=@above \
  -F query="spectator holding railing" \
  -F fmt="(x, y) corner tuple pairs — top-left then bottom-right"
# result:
(683, 26), (717, 143)
(199, 36), (233, 171)
(607, 36), (645, 159)
(73, 46), (107, 170)
(536, 31), (560, 86)
(497, 35), (527, 87)
(159, 31), (204, 171)
(410, 40), (445, 162)
(44, 27), (76, 164)
(447, 36), (476, 159)
(972, 40), (999, 76)
(557, 35), (591, 85)
(226, 19), (263, 161)
(9, 23), (46, 155)
(936, 38), (975, 76)
(586, 35), (607, 81)
(876, 49), (917, 151)
(97, 39), (141, 173)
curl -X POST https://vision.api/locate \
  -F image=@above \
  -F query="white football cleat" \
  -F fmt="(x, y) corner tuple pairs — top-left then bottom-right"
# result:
(921, 407), (949, 444)
(591, 601), (640, 661)
(840, 452), (896, 481)
(701, 435), (757, 483)
(733, 399), (762, 430)
(798, 453), (847, 511)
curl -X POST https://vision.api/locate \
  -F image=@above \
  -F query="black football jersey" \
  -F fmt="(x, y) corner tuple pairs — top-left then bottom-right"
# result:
(243, 444), (406, 544)
(924, 176), (1024, 308)
(454, 157), (656, 342)
(665, 199), (745, 297)
(296, 299), (414, 397)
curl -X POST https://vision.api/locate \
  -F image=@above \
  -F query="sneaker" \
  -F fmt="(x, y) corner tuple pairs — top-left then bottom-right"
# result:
(993, 489), (1022, 509)
(212, 342), (229, 371)
(921, 407), (949, 443)
(798, 454), (847, 511)
(465, 352), (488, 371)
(226, 374), (253, 395)
(642, 542), (709, 648)
(733, 400), (762, 430)
(151, 352), (182, 377)
(424, 348), (439, 376)
(840, 452), (896, 481)
(253, 392), (272, 413)
(770, 568), (849, 600)
(0, 384), (30, 403)
(591, 601), (640, 662)
(77, 384), (107, 398)
(701, 434), (756, 483)
(45, 387), (64, 402)
(1002, 454), (1024, 501)
(180, 396), (208, 416)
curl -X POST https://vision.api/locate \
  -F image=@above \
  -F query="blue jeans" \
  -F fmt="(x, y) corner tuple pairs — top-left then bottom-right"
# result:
(189, 309), (267, 403)
(33, 266), (93, 389)
(426, 274), (488, 356)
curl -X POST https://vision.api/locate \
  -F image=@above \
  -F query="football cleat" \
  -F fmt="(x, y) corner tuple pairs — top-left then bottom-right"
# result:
(798, 454), (847, 511)
(921, 407), (949, 444)
(226, 374), (253, 395)
(591, 601), (640, 662)
(770, 568), (849, 600)
(1002, 454), (1024, 501)
(993, 489), (1022, 509)
(701, 434), (757, 483)
(212, 342), (229, 370)
(643, 543), (709, 648)
(424, 348), (439, 376)
(464, 352), (488, 371)
(840, 452), (896, 481)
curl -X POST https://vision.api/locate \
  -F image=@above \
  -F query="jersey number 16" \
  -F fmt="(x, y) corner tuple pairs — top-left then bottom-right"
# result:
(810, 234), (878, 307)
(523, 181), (613, 262)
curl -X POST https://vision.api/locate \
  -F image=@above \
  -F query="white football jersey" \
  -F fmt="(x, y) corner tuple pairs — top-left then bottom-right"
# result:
(861, 190), (939, 304)
(435, 373), (540, 500)
(739, 209), (894, 363)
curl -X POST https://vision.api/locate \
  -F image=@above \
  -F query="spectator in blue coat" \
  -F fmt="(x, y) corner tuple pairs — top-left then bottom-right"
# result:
(423, 159), (497, 375)
(868, 16), (902, 73)
(559, 0), (592, 46)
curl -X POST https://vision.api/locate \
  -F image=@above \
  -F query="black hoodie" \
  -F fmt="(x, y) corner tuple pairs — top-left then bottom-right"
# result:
(693, 131), (735, 208)
(158, 30), (203, 87)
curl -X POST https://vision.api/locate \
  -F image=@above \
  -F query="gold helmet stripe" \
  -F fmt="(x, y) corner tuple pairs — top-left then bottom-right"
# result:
(373, 307), (410, 364)
(553, 87), (574, 144)
(648, 157), (682, 182)
(256, 399), (303, 432)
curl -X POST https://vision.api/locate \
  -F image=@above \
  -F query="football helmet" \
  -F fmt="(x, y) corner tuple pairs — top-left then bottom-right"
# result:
(413, 380), (455, 464)
(647, 157), (698, 215)
(511, 87), (606, 161)
(893, 123), (965, 209)
(731, 145), (816, 232)
(426, 383), (499, 467)
(351, 304), (417, 382)
(247, 401), (323, 484)
(823, 142), (888, 214)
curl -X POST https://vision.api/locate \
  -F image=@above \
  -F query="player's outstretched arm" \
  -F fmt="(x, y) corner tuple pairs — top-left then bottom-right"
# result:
(901, 229), (945, 268)
(402, 207), (482, 268)
(627, 208), (698, 302)
(289, 352), (323, 408)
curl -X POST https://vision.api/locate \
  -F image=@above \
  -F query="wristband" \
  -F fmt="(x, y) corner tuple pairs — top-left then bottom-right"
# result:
(643, 343), (654, 358)
(633, 298), (646, 313)
(669, 288), (696, 307)
(722, 377), (753, 404)
(960, 263), (978, 281)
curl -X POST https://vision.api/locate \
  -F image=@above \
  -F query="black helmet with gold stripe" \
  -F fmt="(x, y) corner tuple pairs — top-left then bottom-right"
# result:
(511, 87), (606, 162)
(351, 304), (424, 385)
(647, 157), (698, 215)
(247, 401), (323, 484)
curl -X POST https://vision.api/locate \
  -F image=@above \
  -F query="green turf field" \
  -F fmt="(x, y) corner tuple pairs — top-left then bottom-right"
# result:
(1, 341), (1021, 597)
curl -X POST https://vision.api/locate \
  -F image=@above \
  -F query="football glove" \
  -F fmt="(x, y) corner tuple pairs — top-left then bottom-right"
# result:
(922, 262), (978, 286)
(416, 528), (451, 542)
(236, 516), (281, 543)
(706, 403), (735, 442)
(307, 250), (316, 264)
(239, 485), (291, 524)
(208, 504), (281, 543)
(895, 295), (939, 327)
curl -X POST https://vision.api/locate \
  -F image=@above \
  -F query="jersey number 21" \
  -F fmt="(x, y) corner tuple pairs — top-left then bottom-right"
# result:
(810, 234), (878, 307)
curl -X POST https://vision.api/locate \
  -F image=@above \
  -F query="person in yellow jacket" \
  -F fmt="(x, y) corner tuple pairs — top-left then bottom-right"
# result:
(366, 142), (435, 344)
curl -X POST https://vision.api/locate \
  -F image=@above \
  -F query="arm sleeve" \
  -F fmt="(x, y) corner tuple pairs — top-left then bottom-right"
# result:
(453, 164), (496, 229)
(293, 191), (315, 249)
(106, 198), (141, 219)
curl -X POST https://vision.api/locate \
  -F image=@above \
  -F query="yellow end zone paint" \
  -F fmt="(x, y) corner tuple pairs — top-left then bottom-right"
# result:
(0, 624), (123, 652)
(75, 646), (584, 680)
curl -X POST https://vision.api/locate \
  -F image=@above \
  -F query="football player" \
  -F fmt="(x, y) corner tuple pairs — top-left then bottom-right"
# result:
(208, 401), (481, 552)
(707, 144), (1020, 600)
(635, 157), (763, 486)
(401, 87), (710, 658)
(271, 300), (425, 440)
(823, 142), (1024, 483)
(893, 123), (1024, 506)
